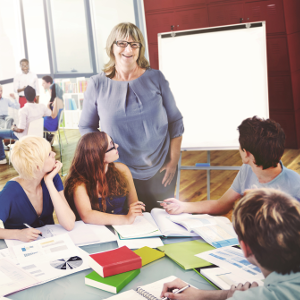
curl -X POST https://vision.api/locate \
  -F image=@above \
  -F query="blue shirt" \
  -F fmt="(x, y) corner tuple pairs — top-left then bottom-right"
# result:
(229, 271), (300, 300)
(0, 97), (20, 116)
(231, 162), (300, 202)
(98, 196), (128, 215)
(79, 68), (184, 180)
(0, 174), (64, 229)
(44, 108), (63, 131)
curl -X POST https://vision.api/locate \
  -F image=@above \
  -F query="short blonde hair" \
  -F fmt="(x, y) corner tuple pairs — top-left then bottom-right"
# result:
(233, 188), (300, 274)
(103, 22), (150, 78)
(11, 135), (51, 180)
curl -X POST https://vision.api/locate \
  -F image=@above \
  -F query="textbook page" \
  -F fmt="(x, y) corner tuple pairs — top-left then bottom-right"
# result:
(5, 221), (117, 248)
(112, 216), (160, 238)
(168, 214), (238, 247)
(104, 275), (177, 300)
(0, 258), (38, 297)
(150, 208), (197, 237)
(196, 246), (264, 282)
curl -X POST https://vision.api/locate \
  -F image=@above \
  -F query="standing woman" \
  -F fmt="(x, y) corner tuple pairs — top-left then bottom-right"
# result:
(79, 23), (184, 211)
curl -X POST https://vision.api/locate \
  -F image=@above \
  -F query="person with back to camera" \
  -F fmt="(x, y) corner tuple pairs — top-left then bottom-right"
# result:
(161, 188), (300, 300)
(64, 131), (145, 225)
(160, 116), (300, 214)
(79, 22), (184, 212)
(0, 136), (75, 242)
(0, 85), (52, 165)
(42, 76), (64, 143)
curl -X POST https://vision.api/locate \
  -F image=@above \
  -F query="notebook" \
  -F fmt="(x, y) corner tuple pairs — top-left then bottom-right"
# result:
(103, 275), (178, 299)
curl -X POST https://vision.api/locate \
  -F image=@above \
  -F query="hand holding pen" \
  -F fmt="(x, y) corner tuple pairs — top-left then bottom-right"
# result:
(161, 285), (190, 300)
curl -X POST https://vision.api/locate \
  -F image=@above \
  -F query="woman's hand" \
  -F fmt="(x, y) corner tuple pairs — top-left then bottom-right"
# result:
(17, 228), (42, 242)
(160, 161), (177, 187)
(126, 201), (145, 224)
(9, 93), (16, 99)
(227, 282), (259, 298)
(160, 198), (185, 215)
(44, 160), (62, 184)
(161, 278), (200, 300)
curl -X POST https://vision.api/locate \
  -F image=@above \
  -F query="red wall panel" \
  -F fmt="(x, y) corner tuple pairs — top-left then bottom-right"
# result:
(283, 0), (300, 35)
(268, 75), (293, 110)
(245, 0), (285, 34)
(148, 44), (159, 70)
(291, 70), (300, 111)
(267, 36), (290, 73)
(287, 32), (300, 73)
(208, 3), (244, 27)
(174, 0), (207, 6)
(176, 7), (209, 30)
(144, 0), (174, 12)
(145, 12), (175, 44)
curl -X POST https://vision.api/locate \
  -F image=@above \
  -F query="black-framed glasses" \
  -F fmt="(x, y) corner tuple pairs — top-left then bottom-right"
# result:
(106, 136), (116, 153)
(114, 40), (141, 49)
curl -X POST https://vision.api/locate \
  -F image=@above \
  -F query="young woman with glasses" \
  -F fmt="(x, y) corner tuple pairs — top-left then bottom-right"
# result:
(64, 131), (145, 225)
(79, 22), (184, 212)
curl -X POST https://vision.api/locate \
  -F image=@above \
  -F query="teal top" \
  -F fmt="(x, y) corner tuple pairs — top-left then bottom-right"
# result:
(229, 271), (300, 300)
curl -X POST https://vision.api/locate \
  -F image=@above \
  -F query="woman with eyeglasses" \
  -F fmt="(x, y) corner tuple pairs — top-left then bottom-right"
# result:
(0, 136), (75, 242)
(79, 22), (184, 212)
(64, 131), (145, 225)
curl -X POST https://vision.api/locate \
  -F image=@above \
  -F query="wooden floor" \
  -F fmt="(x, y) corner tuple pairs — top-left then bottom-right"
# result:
(1, 129), (300, 205)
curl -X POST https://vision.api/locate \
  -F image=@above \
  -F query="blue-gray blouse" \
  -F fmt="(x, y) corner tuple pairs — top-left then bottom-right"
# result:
(79, 68), (184, 180)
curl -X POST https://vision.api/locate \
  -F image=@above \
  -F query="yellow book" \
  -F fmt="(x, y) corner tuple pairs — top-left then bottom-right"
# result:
(134, 246), (165, 266)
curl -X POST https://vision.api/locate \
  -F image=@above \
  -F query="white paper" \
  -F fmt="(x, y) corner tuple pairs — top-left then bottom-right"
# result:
(150, 208), (198, 237)
(0, 258), (38, 297)
(115, 230), (163, 249)
(201, 267), (264, 290)
(112, 216), (159, 238)
(104, 275), (177, 300)
(5, 221), (117, 248)
(196, 246), (264, 282)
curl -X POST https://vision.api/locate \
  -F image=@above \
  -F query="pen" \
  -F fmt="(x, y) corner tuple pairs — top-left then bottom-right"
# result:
(157, 201), (171, 205)
(23, 223), (43, 237)
(161, 284), (190, 300)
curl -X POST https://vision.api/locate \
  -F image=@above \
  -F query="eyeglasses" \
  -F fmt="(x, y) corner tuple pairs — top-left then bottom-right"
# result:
(106, 136), (116, 153)
(114, 40), (141, 49)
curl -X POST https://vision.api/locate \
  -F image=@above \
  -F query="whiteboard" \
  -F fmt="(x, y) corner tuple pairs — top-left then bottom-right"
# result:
(158, 22), (269, 150)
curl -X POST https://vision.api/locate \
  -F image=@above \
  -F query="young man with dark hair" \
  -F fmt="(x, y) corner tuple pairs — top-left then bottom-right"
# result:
(13, 58), (40, 107)
(160, 116), (300, 215)
(161, 188), (300, 300)
(0, 86), (51, 164)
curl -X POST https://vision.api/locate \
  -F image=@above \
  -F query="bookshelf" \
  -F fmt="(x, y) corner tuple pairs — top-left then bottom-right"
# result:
(54, 77), (87, 129)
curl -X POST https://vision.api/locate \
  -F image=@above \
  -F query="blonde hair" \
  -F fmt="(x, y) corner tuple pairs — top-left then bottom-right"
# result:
(233, 188), (300, 274)
(103, 22), (150, 78)
(11, 135), (51, 180)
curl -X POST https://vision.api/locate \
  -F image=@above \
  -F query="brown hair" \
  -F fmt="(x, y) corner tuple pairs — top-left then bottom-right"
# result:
(233, 188), (300, 274)
(42, 75), (53, 84)
(64, 132), (128, 220)
(20, 58), (29, 64)
(238, 116), (285, 169)
(103, 22), (150, 78)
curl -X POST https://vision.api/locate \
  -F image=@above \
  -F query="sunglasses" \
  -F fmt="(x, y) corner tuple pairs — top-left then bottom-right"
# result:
(105, 136), (116, 153)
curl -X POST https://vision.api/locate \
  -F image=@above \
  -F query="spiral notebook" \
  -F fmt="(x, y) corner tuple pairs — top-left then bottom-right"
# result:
(103, 275), (178, 299)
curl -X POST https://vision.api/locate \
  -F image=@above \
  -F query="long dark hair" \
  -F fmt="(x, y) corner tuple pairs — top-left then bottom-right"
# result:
(64, 132), (128, 219)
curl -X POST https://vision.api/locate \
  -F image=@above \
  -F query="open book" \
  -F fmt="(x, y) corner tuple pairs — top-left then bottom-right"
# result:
(113, 208), (197, 240)
(103, 275), (178, 300)
(168, 214), (238, 248)
(5, 221), (117, 248)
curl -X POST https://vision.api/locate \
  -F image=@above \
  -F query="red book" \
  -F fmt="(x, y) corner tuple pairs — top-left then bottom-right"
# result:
(88, 246), (142, 277)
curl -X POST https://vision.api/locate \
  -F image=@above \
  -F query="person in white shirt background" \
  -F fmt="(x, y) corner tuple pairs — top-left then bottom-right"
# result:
(0, 85), (51, 164)
(13, 58), (39, 107)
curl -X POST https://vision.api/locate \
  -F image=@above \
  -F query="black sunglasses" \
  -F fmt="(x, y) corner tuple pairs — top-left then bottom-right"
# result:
(106, 136), (116, 153)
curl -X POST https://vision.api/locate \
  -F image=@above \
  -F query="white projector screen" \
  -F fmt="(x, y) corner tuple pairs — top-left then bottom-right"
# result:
(158, 22), (269, 150)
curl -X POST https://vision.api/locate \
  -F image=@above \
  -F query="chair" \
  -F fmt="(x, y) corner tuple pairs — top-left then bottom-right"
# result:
(9, 118), (44, 165)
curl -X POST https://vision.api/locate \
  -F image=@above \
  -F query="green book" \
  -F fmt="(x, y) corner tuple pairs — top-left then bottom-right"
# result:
(85, 269), (140, 294)
(157, 240), (215, 270)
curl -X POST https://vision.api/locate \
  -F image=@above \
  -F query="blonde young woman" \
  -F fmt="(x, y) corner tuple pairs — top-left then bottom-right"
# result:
(0, 136), (75, 242)
(79, 22), (184, 212)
